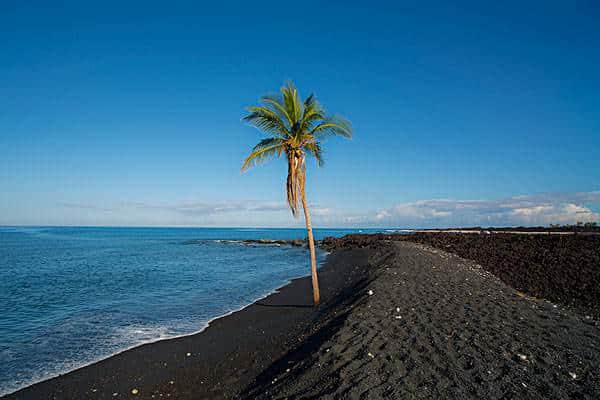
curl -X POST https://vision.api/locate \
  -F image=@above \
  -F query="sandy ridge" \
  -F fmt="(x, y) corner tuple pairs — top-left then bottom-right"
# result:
(243, 241), (600, 399)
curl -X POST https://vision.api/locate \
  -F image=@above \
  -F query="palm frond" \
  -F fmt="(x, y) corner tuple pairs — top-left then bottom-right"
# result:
(304, 94), (315, 108)
(281, 82), (303, 126)
(304, 141), (324, 167)
(310, 115), (353, 139)
(300, 94), (326, 131)
(243, 106), (290, 137)
(241, 138), (285, 171)
(261, 94), (293, 129)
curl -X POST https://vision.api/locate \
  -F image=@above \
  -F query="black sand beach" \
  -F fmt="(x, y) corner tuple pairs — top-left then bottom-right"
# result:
(4, 234), (600, 399)
(3, 249), (371, 400)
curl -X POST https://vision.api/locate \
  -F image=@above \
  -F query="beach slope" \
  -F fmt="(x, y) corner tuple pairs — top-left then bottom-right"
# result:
(243, 240), (599, 399)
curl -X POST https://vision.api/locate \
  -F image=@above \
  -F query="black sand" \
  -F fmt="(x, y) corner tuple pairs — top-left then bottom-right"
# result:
(246, 241), (599, 399)
(323, 233), (600, 318)
(4, 235), (599, 399)
(400, 232), (600, 318)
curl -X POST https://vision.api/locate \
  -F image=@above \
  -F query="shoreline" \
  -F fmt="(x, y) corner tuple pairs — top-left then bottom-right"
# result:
(3, 248), (370, 399)
(1, 237), (330, 397)
(1, 271), (310, 397)
(5, 234), (600, 399)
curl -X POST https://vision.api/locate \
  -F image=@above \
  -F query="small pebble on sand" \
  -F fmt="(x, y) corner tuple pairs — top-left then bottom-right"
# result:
(367, 290), (374, 296)
(396, 307), (400, 312)
(518, 354), (527, 361)
(569, 372), (577, 379)
(368, 352), (374, 358)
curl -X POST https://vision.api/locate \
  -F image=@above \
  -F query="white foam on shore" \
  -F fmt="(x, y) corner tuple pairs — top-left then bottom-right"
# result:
(0, 259), (327, 397)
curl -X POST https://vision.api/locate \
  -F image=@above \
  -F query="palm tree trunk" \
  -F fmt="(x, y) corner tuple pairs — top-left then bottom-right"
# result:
(300, 173), (320, 306)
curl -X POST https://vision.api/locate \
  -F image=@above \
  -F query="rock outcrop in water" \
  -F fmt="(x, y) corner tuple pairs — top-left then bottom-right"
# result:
(183, 239), (310, 247)
(242, 239), (307, 247)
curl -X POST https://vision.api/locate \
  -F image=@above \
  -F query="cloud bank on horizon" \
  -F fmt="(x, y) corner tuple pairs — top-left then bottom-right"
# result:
(373, 191), (600, 228)
(22, 190), (599, 228)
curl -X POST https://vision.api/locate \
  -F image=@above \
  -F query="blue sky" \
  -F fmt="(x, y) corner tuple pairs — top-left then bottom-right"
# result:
(1, 1), (599, 227)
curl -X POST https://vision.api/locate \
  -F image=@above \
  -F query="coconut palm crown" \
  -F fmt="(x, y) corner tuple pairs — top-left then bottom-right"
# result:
(241, 82), (352, 305)
(241, 82), (352, 214)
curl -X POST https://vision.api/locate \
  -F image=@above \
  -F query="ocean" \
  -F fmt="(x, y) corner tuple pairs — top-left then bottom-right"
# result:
(0, 226), (382, 395)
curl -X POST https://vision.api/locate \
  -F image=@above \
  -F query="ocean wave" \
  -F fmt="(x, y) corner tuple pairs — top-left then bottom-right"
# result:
(0, 227), (343, 396)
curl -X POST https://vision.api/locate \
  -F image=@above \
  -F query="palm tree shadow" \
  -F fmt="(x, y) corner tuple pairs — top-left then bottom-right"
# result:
(255, 301), (313, 309)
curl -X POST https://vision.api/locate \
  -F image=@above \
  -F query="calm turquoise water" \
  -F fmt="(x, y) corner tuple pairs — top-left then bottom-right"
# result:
(0, 226), (382, 395)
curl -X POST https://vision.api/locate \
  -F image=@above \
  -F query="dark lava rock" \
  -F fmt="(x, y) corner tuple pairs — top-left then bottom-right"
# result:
(242, 239), (307, 247)
(322, 233), (600, 318)
(320, 234), (401, 251)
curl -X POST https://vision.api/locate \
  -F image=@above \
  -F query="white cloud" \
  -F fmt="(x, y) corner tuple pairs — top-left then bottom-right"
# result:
(376, 201), (453, 220)
(374, 191), (600, 227)
(511, 205), (554, 217)
(375, 210), (391, 220)
(311, 207), (332, 216)
(510, 203), (599, 225)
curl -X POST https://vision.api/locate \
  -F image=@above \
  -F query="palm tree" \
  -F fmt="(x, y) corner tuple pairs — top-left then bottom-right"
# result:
(241, 82), (352, 305)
